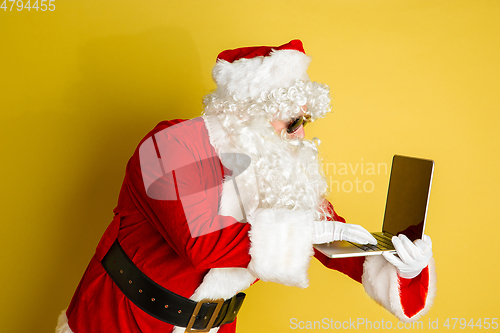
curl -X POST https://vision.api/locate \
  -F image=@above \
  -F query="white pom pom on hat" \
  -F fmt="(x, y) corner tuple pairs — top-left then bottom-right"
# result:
(212, 40), (312, 101)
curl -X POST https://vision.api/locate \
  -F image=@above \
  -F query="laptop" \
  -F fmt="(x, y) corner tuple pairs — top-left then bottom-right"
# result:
(314, 155), (434, 258)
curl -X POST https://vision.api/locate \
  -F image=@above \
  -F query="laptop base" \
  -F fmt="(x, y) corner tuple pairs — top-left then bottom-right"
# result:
(314, 236), (397, 259)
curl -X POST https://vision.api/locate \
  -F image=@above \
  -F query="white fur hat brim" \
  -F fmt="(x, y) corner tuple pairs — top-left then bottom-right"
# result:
(212, 49), (311, 100)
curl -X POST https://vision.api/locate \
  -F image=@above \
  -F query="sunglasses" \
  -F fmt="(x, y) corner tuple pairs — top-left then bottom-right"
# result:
(286, 114), (312, 134)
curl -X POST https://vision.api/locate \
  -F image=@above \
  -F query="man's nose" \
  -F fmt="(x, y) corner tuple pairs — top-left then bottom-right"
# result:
(290, 125), (305, 139)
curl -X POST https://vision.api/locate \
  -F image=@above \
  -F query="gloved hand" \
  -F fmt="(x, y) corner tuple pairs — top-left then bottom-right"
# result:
(382, 234), (433, 279)
(313, 221), (377, 245)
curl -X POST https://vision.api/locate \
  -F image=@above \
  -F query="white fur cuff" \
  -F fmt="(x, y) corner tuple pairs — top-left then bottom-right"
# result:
(362, 256), (437, 322)
(247, 209), (314, 288)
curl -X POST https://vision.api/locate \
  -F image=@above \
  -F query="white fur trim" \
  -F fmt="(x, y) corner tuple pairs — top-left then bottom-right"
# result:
(203, 115), (259, 220)
(173, 325), (219, 333)
(247, 209), (314, 288)
(218, 177), (245, 222)
(191, 268), (257, 302)
(213, 49), (311, 100)
(362, 256), (437, 322)
(172, 268), (257, 333)
(218, 174), (259, 223)
(203, 115), (229, 156)
(55, 310), (74, 333)
(218, 177), (243, 220)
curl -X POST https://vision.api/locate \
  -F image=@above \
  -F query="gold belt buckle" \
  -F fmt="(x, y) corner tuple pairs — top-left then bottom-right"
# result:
(185, 298), (224, 333)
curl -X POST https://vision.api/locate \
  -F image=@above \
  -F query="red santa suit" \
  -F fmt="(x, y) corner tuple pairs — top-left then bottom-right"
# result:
(57, 116), (436, 333)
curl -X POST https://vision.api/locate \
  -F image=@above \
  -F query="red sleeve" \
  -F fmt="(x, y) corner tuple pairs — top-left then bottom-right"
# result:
(115, 119), (252, 270)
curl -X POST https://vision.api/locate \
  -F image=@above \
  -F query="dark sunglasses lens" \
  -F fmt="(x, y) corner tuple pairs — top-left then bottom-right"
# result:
(287, 116), (304, 133)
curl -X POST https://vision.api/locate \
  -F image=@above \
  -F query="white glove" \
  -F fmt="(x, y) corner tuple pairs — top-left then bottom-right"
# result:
(313, 221), (377, 245)
(382, 234), (433, 279)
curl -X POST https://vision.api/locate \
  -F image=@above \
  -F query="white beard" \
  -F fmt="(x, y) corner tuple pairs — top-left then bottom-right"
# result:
(203, 113), (329, 221)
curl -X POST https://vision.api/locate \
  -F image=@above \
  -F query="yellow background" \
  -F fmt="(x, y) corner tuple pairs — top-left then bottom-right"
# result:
(1, 0), (499, 332)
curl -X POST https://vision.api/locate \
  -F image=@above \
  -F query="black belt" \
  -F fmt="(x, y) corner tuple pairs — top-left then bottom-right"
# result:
(101, 240), (245, 332)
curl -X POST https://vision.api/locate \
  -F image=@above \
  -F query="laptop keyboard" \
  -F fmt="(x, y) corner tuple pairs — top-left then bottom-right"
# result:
(349, 233), (395, 252)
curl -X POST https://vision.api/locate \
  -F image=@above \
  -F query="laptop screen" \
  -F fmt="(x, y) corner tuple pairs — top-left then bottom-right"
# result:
(382, 155), (434, 242)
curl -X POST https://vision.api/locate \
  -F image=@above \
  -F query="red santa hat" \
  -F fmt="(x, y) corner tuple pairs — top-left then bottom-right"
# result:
(212, 40), (312, 101)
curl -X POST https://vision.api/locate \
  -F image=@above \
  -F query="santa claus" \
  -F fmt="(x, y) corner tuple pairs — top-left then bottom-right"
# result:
(56, 40), (436, 333)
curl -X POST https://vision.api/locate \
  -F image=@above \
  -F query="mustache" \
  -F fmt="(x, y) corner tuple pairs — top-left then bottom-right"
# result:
(279, 130), (321, 153)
